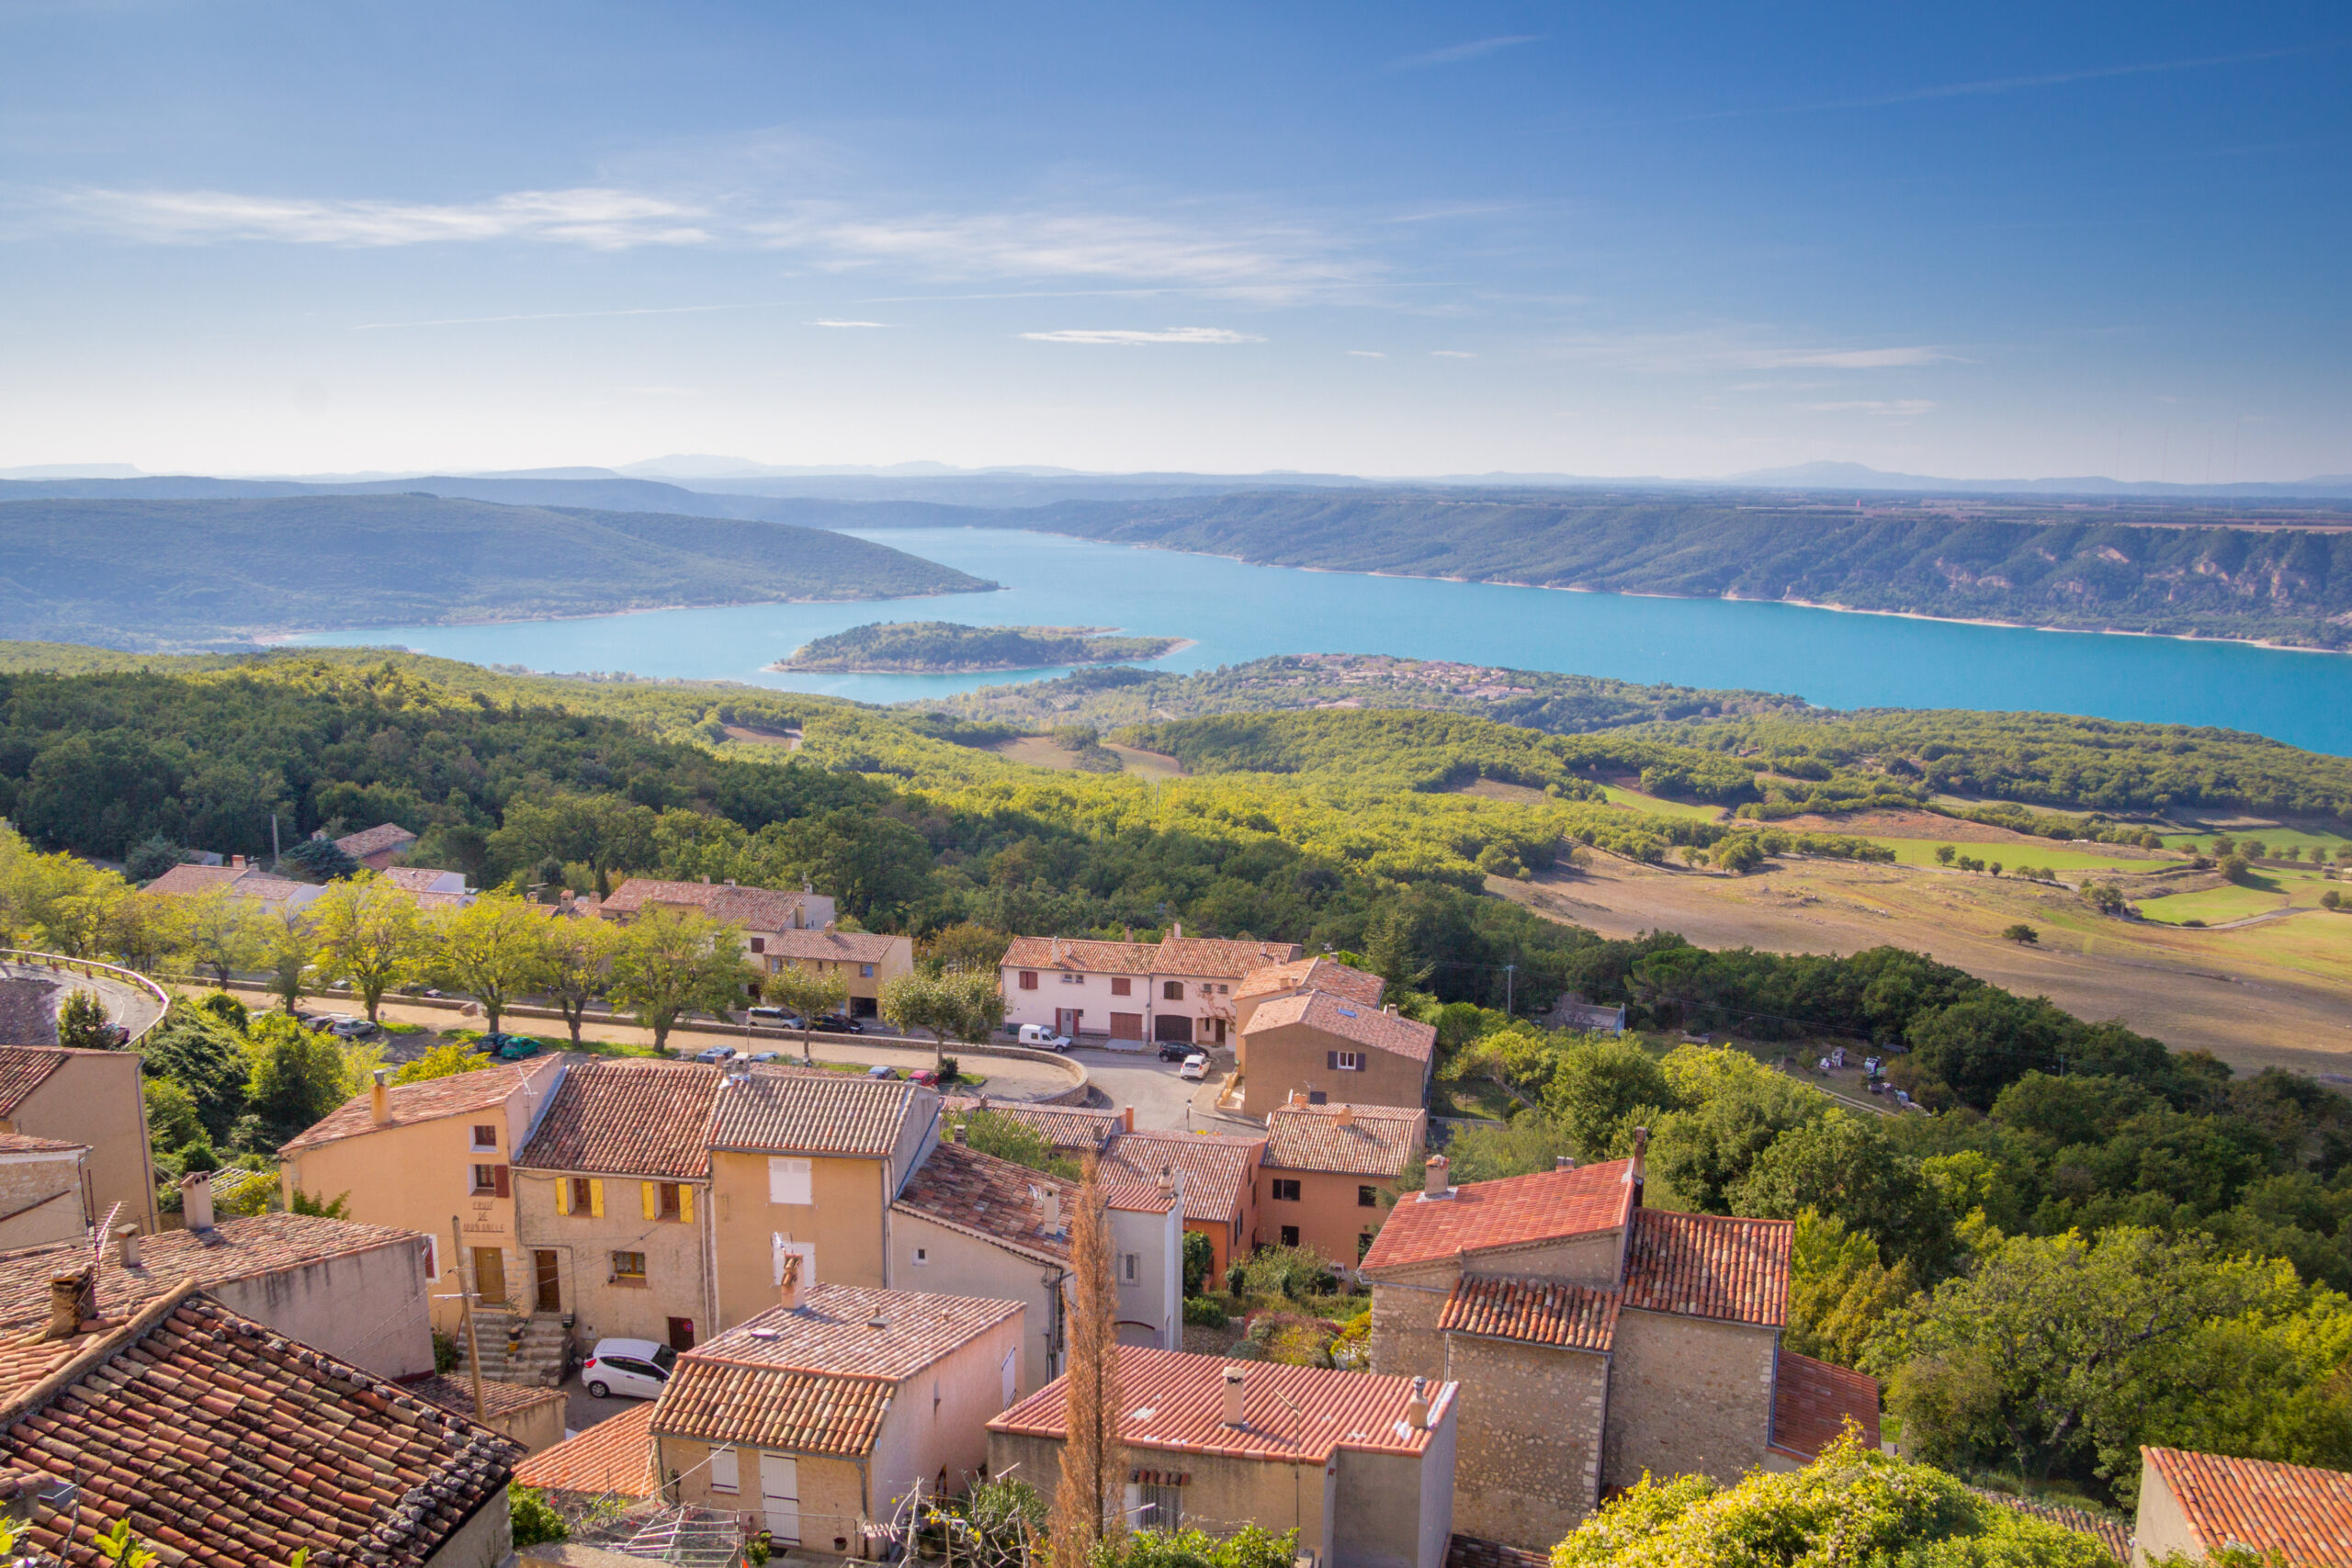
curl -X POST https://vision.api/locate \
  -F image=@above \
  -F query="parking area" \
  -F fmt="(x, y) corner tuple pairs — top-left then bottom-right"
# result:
(1071, 1045), (1250, 1133)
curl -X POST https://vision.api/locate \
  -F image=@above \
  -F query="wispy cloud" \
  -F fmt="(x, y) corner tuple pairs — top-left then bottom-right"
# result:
(1431, 349), (1477, 358)
(1348, 350), (1386, 358)
(1389, 35), (1541, 71)
(1798, 399), (1938, 416)
(1552, 330), (1956, 374)
(59, 186), (711, 249)
(810, 319), (893, 328)
(1020, 326), (1264, 345)
(352, 300), (789, 331)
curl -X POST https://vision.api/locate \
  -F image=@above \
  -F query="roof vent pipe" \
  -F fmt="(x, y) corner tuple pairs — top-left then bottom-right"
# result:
(370, 1067), (390, 1125)
(1421, 1154), (1450, 1200)
(1041, 1190), (1063, 1233)
(1222, 1366), (1246, 1427)
(1407, 1377), (1430, 1431)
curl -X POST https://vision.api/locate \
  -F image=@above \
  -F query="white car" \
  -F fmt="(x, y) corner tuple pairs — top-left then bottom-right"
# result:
(581, 1337), (676, 1401)
(1017, 1024), (1073, 1051)
(1178, 1053), (1210, 1080)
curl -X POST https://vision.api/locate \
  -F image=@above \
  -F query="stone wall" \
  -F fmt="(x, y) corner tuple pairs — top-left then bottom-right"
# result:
(1366, 1262), (1458, 1380)
(1443, 1336), (1609, 1550)
(1600, 1309), (1776, 1492)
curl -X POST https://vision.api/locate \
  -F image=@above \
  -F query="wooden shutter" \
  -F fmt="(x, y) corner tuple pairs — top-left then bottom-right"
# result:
(556, 1178), (571, 1215)
(589, 1179), (605, 1217)
(681, 1186), (695, 1224)
(641, 1181), (660, 1221)
(492, 1165), (511, 1198)
(1327, 1051), (1339, 1069)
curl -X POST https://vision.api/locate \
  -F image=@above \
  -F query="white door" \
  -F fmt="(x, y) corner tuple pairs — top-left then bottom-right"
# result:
(760, 1452), (800, 1541)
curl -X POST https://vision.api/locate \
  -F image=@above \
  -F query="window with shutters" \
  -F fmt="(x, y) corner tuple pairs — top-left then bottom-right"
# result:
(1272, 1179), (1301, 1202)
(710, 1446), (740, 1495)
(658, 1182), (684, 1222)
(469, 1124), (498, 1151)
(570, 1177), (594, 1214)
(611, 1251), (647, 1283)
(1162, 981), (1183, 1000)
(1336, 1051), (1363, 1071)
(1136, 1481), (1183, 1531)
(1019, 971), (1038, 990)
(770, 1156), (813, 1206)
(1279, 1225), (1300, 1247)
(1122, 1253), (1139, 1282)
(1111, 976), (1132, 997)
(470, 1164), (499, 1195)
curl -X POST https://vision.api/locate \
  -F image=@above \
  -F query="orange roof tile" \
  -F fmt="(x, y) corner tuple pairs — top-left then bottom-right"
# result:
(1235, 956), (1385, 1008)
(1001, 937), (1160, 976)
(141, 863), (248, 897)
(1622, 1209), (1792, 1327)
(1768, 1348), (1880, 1460)
(601, 878), (818, 934)
(690, 1284), (1021, 1382)
(0, 1050), (66, 1118)
(654, 1361), (895, 1459)
(2145, 1447), (2352, 1566)
(518, 1058), (719, 1179)
(893, 1142), (1072, 1265)
(0, 1213), (426, 1329)
(278, 1055), (560, 1155)
(990, 1346), (1453, 1463)
(1360, 1162), (1635, 1272)
(1262, 1103), (1424, 1177)
(0, 1133), (82, 1156)
(401, 1371), (567, 1421)
(707, 1066), (926, 1157)
(1438, 1277), (1620, 1352)
(1240, 989), (1437, 1065)
(335, 822), (418, 858)
(514, 1402), (661, 1501)
(1101, 1132), (1263, 1225)
(1154, 936), (1306, 979)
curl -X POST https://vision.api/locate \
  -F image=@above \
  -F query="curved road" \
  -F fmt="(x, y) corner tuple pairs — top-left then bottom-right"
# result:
(1, 961), (168, 1044)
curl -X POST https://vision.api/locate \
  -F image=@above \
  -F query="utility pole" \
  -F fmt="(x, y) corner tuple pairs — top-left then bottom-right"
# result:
(1503, 964), (1515, 1016)
(270, 814), (282, 870)
(449, 1217), (488, 1421)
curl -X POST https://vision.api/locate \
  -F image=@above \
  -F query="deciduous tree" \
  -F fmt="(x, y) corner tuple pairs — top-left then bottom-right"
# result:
(759, 964), (849, 1065)
(538, 916), (620, 1045)
(607, 907), (747, 1054)
(432, 893), (547, 1033)
(310, 876), (429, 1021)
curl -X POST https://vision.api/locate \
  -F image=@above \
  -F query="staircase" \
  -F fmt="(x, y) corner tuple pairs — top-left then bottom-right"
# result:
(465, 1310), (571, 1388)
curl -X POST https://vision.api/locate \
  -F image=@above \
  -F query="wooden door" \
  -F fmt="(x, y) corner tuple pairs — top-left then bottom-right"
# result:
(759, 1452), (800, 1541)
(1109, 1012), (1144, 1041)
(472, 1247), (507, 1306)
(533, 1250), (560, 1313)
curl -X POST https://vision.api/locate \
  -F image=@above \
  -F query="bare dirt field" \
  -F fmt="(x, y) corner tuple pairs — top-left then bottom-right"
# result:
(989, 736), (1185, 778)
(1494, 852), (2352, 1079)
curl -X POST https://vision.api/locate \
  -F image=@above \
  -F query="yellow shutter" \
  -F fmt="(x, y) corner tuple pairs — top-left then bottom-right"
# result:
(589, 1179), (605, 1217)
(557, 1179), (571, 1216)
(680, 1186), (695, 1224)
(641, 1181), (659, 1221)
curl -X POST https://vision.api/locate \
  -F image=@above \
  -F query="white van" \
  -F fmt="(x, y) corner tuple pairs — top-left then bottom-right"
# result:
(1017, 1024), (1073, 1052)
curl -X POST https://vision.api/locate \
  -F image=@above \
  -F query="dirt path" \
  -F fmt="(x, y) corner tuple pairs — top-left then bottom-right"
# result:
(1497, 854), (2352, 1079)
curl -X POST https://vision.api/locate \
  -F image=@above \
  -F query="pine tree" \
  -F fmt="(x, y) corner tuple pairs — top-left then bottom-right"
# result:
(1050, 1155), (1125, 1568)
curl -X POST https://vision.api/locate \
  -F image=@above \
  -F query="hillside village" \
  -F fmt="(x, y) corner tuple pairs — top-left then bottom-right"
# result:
(0, 812), (2335, 1568)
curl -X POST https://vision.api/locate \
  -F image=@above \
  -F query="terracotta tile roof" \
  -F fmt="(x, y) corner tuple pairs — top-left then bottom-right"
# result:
(1438, 1277), (1620, 1352)
(654, 1361), (895, 1459)
(1971, 1492), (2131, 1563)
(893, 1142), (1072, 1265)
(1360, 1162), (1635, 1273)
(400, 1371), (567, 1421)
(0, 1050), (66, 1118)
(0, 1336), (85, 1404)
(514, 1403), (660, 1501)
(1001, 937), (1159, 976)
(0, 1287), (518, 1568)
(0, 1213), (428, 1329)
(601, 878), (817, 934)
(1155, 936), (1306, 979)
(760, 928), (903, 964)
(991, 1346), (1453, 1462)
(1235, 956), (1385, 1008)
(1446, 1536), (1550, 1568)
(141, 863), (248, 897)
(517, 1059), (719, 1180)
(1768, 1348), (1880, 1460)
(335, 822), (419, 858)
(0, 1133), (83, 1156)
(1240, 989), (1438, 1066)
(381, 866), (462, 892)
(1101, 1132), (1263, 1225)
(691, 1284), (1022, 1382)
(944, 1099), (1125, 1151)
(707, 1067), (925, 1158)
(279, 1055), (560, 1155)
(2145, 1446), (2352, 1566)
(1622, 1208), (1792, 1327)
(1262, 1103), (1425, 1177)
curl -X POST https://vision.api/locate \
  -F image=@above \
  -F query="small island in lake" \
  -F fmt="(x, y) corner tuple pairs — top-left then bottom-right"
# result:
(771, 620), (1186, 673)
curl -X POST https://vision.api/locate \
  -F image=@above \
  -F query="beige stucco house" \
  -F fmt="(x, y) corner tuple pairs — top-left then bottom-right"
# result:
(0, 1133), (89, 1248)
(1238, 991), (1436, 1119)
(1255, 1100), (1425, 1269)
(1001, 929), (1304, 1048)
(279, 1055), (566, 1333)
(0, 1044), (159, 1235)
(990, 1348), (1460, 1568)
(757, 929), (914, 1021)
(654, 1280), (1023, 1554)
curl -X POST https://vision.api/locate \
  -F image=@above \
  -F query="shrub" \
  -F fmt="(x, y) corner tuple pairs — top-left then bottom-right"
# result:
(938, 1055), (960, 1081)
(510, 1486), (567, 1549)
(1182, 1295), (1232, 1327)
(55, 990), (116, 1051)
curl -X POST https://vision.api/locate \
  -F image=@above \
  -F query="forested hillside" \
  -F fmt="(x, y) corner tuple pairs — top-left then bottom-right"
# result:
(778, 620), (1179, 671)
(977, 488), (2352, 648)
(0, 494), (993, 650)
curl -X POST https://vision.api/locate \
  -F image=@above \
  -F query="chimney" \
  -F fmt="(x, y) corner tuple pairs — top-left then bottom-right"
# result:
(825, 920), (836, 932)
(701, 874), (711, 884)
(725, 878), (737, 887)
(1406, 1377), (1430, 1431)
(952, 1122), (967, 1145)
(778, 1250), (805, 1311)
(42, 1273), (93, 1340)
(1287, 1089), (1306, 1110)
(1627, 1126), (1647, 1208)
(115, 1224), (141, 1269)
(866, 1312), (889, 1332)
(230, 854), (246, 870)
(1221, 1366), (1246, 1427)
(1421, 1154), (1450, 1201)
(179, 1171), (216, 1232)
(1334, 1105), (1355, 1127)
(1123, 1105), (1136, 1133)
(1170, 922), (1182, 940)
(1041, 1190), (1063, 1233)
(1555, 1155), (1577, 1171)
(1157, 1167), (1174, 1199)
(370, 1067), (390, 1125)
(1384, 1004), (1397, 1016)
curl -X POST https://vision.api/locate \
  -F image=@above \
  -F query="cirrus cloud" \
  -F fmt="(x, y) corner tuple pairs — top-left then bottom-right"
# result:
(52, 186), (712, 249)
(1019, 326), (1264, 345)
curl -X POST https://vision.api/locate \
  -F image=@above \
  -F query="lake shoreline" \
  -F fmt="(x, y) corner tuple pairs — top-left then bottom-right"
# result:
(763, 635), (1197, 675)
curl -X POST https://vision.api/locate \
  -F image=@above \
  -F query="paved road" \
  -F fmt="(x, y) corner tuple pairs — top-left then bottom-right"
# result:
(1071, 1045), (1256, 1133)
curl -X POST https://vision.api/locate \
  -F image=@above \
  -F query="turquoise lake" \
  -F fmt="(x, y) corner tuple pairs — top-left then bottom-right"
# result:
(293, 526), (2352, 756)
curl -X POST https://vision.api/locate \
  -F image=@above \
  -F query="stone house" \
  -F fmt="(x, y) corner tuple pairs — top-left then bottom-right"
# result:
(336, 820), (421, 871)
(1255, 1101), (1426, 1269)
(888, 1137), (1184, 1396)
(989, 1347), (1461, 1568)
(1230, 955), (1387, 1034)
(600, 878), (837, 948)
(654, 1279), (1024, 1553)
(278, 1055), (566, 1333)
(1099, 1128), (1265, 1286)
(514, 1058), (723, 1350)
(385, 864), (471, 897)
(0, 1133), (89, 1248)
(144, 856), (327, 913)
(2134, 1446), (2352, 1566)
(0, 1044), (159, 1235)
(1000, 929), (1304, 1048)
(755, 928), (915, 1021)
(1361, 1146), (1877, 1552)
(1238, 991), (1436, 1119)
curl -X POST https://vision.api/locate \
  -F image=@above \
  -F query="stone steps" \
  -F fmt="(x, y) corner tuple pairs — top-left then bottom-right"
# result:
(464, 1311), (571, 1388)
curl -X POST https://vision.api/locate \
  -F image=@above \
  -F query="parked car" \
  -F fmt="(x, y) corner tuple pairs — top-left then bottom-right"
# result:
(1179, 1053), (1210, 1080)
(692, 1045), (739, 1065)
(747, 1051), (783, 1064)
(813, 1013), (865, 1034)
(305, 1012), (359, 1034)
(1017, 1024), (1073, 1051)
(482, 1032), (540, 1061)
(746, 1006), (802, 1028)
(907, 1068), (940, 1088)
(1156, 1041), (1194, 1063)
(865, 1064), (898, 1080)
(581, 1338), (675, 1401)
(328, 1017), (379, 1039)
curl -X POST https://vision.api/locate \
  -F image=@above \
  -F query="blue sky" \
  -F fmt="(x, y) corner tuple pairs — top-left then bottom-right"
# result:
(2, 2), (2345, 479)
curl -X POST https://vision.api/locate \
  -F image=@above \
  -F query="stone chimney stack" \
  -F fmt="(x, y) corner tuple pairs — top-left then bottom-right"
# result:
(370, 1067), (390, 1126)
(1421, 1154), (1450, 1200)
(42, 1273), (93, 1340)
(115, 1224), (141, 1269)
(1123, 1106), (1136, 1133)
(1556, 1155), (1577, 1171)
(1407, 1377), (1430, 1431)
(778, 1250), (805, 1311)
(1335, 1105), (1355, 1127)
(179, 1171), (215, 1232)
(1222, 1366), (1246, 1427)
(951, 1122), (967, 1145)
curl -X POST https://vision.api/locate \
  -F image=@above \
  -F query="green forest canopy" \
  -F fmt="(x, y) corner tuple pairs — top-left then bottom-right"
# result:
(776, 620), (1181, 671)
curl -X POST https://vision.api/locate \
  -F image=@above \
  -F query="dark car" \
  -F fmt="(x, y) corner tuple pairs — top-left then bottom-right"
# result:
(1157, 1041), (1194, 1063)
(813, 1013), (865, 1034)
(482, 1032), (539, 1061)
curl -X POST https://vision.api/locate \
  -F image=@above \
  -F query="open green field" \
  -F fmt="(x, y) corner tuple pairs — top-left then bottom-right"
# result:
(1599, 784), (1727, 821)
(2139, 864), (2349, 926)
(1862, 838), (2167, 873)
(2158, 828), (2352, 859)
